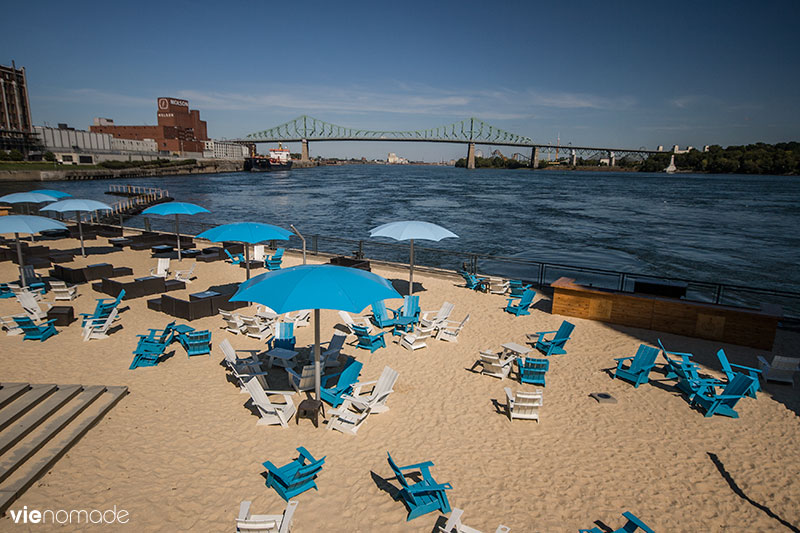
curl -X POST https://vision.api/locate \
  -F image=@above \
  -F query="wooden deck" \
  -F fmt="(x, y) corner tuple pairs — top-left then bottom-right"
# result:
(550, 277), (781, 350)
(0, 383), (128, 515)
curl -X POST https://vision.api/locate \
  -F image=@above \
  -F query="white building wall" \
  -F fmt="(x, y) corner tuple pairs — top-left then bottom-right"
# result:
(34, 126), (112, 151)
(203, 140), (247, 159)
(111, 137), (158, 152)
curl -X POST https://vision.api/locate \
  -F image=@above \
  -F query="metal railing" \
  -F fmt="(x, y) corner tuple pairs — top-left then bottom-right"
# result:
(111, 216), (800, 322)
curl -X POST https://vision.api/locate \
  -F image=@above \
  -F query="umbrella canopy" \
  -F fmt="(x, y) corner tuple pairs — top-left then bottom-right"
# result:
(41, 198), (113, 258)
(0, 214), (68, 235)
(0, 191), (61, 204)
(232, 265), (401, 402)
(142, 201), (209, 260)
(142, 202), (209, 216)
(369, 220), (459, 295)
(0, 215), (67, 287)
(197, 222), (292, 280)
(32, 189), (72, 199)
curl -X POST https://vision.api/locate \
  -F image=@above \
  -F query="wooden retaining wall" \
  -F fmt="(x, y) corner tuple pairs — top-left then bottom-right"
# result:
(550, 277), (781, 350)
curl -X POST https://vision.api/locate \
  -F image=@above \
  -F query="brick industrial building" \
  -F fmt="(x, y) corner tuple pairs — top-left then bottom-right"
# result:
(1, 61), (40, 153)
(90, 97), (208, 154)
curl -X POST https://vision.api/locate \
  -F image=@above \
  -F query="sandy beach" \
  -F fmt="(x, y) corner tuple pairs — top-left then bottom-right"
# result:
(1, 234), (799, 532)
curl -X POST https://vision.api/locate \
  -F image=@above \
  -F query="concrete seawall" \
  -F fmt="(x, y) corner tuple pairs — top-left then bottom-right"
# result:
(0, 159), (244, 182)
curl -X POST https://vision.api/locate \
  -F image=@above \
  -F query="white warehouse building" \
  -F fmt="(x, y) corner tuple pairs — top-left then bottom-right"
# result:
(203, 140), (248, 159)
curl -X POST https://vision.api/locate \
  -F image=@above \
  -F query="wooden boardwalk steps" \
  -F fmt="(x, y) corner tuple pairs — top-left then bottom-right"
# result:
(0, 383), (128, 515)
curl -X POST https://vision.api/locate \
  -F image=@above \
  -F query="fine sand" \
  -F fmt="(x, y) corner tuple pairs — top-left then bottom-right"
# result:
(1, 235), (799, 532)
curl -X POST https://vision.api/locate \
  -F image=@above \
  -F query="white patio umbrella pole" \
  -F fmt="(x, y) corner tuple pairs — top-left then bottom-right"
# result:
(314, 309), (321, 401)
(408, 239), (414, 296)
(175, 214), (182, 261)
(77, 212), (85, 257)
(15, 233), (26, 287)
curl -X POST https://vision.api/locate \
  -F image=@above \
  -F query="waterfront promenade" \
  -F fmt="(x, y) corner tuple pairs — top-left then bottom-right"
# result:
(1, 233), (798, 531)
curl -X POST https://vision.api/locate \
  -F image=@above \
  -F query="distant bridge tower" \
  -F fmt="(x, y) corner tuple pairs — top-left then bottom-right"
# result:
(608, 151), (616, 167)
(531, 146), (539, 168)
(466, 118), (476, 169)
(571, 149), (577, 166)
(301, 138), (309, 162)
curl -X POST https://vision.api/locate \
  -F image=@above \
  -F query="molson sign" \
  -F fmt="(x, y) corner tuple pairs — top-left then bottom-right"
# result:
(157, 97), (189, 110)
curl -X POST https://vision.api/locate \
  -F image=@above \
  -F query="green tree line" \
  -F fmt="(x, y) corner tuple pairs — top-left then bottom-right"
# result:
(455, 156), (527, 169)
(640, 142), (800, 174)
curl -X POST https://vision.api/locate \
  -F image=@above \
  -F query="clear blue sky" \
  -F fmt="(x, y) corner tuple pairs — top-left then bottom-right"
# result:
(3, 0), (799, 161)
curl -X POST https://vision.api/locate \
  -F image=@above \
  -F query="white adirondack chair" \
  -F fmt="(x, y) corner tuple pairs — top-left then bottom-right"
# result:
(174, 263), (196, 283)
(16, 290), (51, 321)
(236, 500), (298, 533)
(398, 325), (432, 351)
(150, 257), (170, 278)
(252, 245), (267, 263)
(487, 277), (510, 295)
(243, 376), (296, 428)
(285, 309), (310, 327)
(478, 350), (514, 379)
(435, 314), (470, 343)
(327, 405), (372, 435)
(286, 364), (316, 393)
(341, 366), (399, 414)
(321, 333), (347, 367)
(220, 310), (245, 334)
(82, 307), (119, 341)
(242, 315), (273, 341)
(337, 310), (372, 335)
(419, 301), (455, 329)
(10, 282), (42, 301)
(256, 306), (279, 323)
(50, 280), (78, 301)
(1, 315), (23, 336)
(219, 339), (269, 391)
(504, 387), (543, 422)
(757, 355), (800, 384)
(440, 508), (511, 533)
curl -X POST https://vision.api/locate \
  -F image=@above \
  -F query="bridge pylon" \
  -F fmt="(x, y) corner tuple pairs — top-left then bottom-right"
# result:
(531, 147), (539, 168)
(301, 139), (309, 162)
(466, 142), (476, 169)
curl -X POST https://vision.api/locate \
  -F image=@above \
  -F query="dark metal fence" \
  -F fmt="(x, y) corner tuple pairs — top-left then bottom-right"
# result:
(120, 216), (800, 323)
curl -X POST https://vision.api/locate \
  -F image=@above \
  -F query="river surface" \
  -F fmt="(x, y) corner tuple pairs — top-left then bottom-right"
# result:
(3, 166), (799, 295)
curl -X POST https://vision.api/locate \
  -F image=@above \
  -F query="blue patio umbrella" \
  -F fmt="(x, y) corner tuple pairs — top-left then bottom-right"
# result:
(0, 215), (67, 287)
(197, 222), (292, 279)
(32, 189), (72, 199)
(369, 220), (459, 296)
(142, 202), (209, 261)
(41, 198), (113, 258)
(0, 191), (62, 216)
(232, 265), (401, 402)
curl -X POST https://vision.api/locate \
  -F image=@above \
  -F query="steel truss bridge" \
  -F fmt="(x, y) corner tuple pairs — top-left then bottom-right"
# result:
(234, 115), (668, 167)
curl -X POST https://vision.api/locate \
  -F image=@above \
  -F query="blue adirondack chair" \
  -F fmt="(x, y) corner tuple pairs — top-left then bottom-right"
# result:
(370, 300), (400, 328)
(531, 320), (574, 356)
(268, 322), (296, 351)
(386, 452), (452, 521)
(690, 372), (757, 418)
(130, 325), (177, 369)
(508, 279), (532, 298)
(517, 357), (549, 385)
(658, 339), (720, 397)
(320, 358), (363, 407)
(225, 249), (245, 265)
(580, 511), (655, 533)
(716, 349), (761, 398)
(459, 271), (488, 291)
(504, 288), (536, 316)
(0, 283), (14, 299)
(263, 447), (325, 501)
(80, 289), (125, 327)
(13, 316), (58, 341)
(612, 344), (660, 388)
(391, 295), (420, 330)
(355, 330), (387, 353)
(265, 248), (285, 271)
(179, 329), (212, 357)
